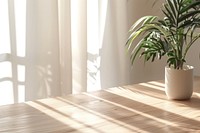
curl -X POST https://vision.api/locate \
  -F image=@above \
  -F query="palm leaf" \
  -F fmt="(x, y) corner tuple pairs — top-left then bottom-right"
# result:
(180, 1), (200, 13)
(126, 0), (200, 69)
(163, 3), (176, 24)
(129, 16), (157, 32)
(166, 0), (177, 18)
(130, 39), (146, 64)
(178, 10), (200, 23)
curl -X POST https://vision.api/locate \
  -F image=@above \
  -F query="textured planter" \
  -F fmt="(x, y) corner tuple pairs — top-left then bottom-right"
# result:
(165, 65), (194, 100)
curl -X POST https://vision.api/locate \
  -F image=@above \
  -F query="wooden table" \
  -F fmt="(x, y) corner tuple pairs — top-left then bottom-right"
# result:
(1, 77), (200, 133)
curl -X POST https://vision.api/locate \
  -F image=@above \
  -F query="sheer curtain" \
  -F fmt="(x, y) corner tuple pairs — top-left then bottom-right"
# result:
(0, 0), (132, 105)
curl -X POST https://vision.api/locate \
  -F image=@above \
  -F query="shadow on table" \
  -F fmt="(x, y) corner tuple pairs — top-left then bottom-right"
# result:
(0, 103), (79, 133)
(84, 90), (200, 132)
(52, 89), (200, 133)
(13, 81), (200, 133)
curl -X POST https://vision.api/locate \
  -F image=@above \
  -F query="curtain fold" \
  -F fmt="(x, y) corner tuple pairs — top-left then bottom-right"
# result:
(98, 0), (131, 89)
(0, 0), (132, 105)
(71, 0), (88, 94)
(58, 0), (72, 95)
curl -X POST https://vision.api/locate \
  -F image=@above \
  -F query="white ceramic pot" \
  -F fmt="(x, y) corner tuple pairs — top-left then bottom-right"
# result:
(165, 65), (194, 100)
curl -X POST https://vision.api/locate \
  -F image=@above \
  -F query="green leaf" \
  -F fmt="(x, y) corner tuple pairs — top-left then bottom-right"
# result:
(178, 10), (200, 23)
(143, 16), (157, 25)
(129, 16), (157, 32)
(167, 57), (176, 68)
(178, 19), (194, 28)
(166, 0), (177, 18)
(180, 1), (200, 14)
(190, 25), (197, 41)
(163, 3), (176, 24)
(173, 0), (178, 11)
(129, 39), (146, 64)
(162, 9), (175, 25)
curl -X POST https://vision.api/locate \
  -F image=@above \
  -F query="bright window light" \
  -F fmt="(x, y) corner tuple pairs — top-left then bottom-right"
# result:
(0, 62), (12, 79)
(0, 81), (13, 106)
(99, 0), (108, 48)
(14, 0), (26, 57)
(18, 85), (25, 103)
(17, 64), (25, 82)
(87, 0), (101, 91)
(0, 0), (11, 54)
(87, 0), (99, 55)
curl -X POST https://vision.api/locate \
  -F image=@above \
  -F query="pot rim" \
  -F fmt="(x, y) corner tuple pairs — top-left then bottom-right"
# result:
(165, 65), (194, 71)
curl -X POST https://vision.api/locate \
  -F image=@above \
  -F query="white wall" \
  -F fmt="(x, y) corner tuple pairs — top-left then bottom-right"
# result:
(187, 41), (200, 76)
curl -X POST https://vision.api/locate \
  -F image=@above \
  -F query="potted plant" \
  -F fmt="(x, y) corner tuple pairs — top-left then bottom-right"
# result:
(126, 0), (200, 100)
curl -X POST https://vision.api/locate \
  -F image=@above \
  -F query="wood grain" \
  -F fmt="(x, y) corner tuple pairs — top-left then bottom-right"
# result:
(1, 77), (200, 132)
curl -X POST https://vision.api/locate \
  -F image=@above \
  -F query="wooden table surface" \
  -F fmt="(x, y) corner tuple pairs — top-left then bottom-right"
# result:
(1, 77), (200, 133)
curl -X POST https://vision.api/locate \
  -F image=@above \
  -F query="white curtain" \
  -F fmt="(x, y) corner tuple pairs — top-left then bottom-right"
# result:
(0, 0), (132, 105)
